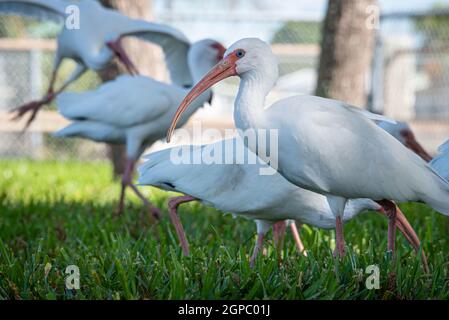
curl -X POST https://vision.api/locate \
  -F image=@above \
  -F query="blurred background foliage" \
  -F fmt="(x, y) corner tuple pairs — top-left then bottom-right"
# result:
(272, 21), (321, 44)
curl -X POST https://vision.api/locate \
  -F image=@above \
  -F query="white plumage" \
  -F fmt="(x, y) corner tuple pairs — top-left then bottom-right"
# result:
(138, 138), (380, 226)
(378, 120), (433, 162)
(167, 37), (449, 257)
(55, 39), (225, 215)
(138, 138), (424, 264)
(0, 0), (194, 126)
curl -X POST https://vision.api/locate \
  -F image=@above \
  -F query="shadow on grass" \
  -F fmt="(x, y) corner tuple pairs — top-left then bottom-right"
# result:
(0, 196), (448, 299)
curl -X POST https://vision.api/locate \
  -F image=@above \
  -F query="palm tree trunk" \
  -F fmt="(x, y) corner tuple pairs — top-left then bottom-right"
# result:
(315, 0), (378, 107)
(98, 0), (158, 179)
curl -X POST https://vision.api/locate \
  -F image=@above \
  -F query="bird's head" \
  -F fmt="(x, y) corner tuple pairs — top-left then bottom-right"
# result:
(188, 39), (226, 81)
(189, 39), (226, 63)
(378, 121), (432, 162)
(167, 38), (277, 142)
(224, 38), (278, 79)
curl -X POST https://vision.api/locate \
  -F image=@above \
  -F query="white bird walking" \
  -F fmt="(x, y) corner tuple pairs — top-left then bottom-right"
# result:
(167, 38), (449, 258)
(54, 38), (226, 216)
(0, 0), (194, 127)
(138, 138), (425, 267)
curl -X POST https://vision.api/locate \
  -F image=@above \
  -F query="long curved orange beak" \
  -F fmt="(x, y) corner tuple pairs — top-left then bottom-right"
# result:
(166, 52), (239, 143)
(376, 205), (429, 272)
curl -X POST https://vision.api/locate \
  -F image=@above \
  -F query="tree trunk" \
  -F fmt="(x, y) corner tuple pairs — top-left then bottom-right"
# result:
(315, 0), (378, 107)
(98, 0), (160, 179)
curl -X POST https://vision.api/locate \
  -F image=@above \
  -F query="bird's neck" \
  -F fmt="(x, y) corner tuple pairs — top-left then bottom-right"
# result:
(234, 72), (272, 131)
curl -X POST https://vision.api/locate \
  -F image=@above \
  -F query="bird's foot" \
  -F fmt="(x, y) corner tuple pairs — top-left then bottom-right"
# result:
(10, 93), (54, 129)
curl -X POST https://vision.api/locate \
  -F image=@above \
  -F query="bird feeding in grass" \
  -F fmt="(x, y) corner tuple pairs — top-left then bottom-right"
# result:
(378, 120), (433, 162)
(54, 39), (226, 217)
(0, 0), (195, 128)
(167, 38), (449, 259)
(138, 138), (426, 268)
(137, 140), (308, 264)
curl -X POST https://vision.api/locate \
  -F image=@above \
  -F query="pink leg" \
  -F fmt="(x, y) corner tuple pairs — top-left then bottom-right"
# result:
(114, 159), (133, 216)
(335, 216), (346, 257)
(250, 232), (265, 267)
(272, 221), (287, 251)
(11, 64), (80, 130)
(115, 158), (161, 219)
(129, 184), (162, 220)
(388, 212), (396, 253)
(376, 205), (429, 272)
(289, 222), (307, 256)
(11, 69), (57, 129)
(115, 183), (127, 216)
(107, 39), (139, 75)
(376, 200), (397, 254)
(167, 195), (197, 256)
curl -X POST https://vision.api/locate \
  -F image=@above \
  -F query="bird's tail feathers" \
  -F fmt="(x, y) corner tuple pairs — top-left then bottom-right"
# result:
(53, 121), (122, 143)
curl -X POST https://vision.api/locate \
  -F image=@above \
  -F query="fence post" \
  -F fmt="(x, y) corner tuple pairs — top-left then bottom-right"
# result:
(29, 49), (44, 159)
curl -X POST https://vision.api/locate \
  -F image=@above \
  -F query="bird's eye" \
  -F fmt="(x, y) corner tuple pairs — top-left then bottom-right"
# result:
(235, 49), (245, 58)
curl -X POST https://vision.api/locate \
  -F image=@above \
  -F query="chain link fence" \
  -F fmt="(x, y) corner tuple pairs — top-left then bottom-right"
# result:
(369, 9), (449, 151)
(0, 15), (110, 160)
(1, 5), (449, 160)
(0, 12), (322, 161)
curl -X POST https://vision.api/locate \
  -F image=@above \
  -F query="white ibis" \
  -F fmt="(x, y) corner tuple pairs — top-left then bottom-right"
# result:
(54, 39), (226, 216)
(378, 120), (433, 162)
(167, 38), (449, 258)
(0, 0), (194, 127)
(138, 138), (425, 267)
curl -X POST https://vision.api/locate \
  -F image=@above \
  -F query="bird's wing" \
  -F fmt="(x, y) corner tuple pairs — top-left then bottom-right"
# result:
(269, 95), (449, 210)
(116, 19), (192, 87)
(57, 75), (173, 128)
(0, 0), (68, 23)
(345, 105), (397, 124)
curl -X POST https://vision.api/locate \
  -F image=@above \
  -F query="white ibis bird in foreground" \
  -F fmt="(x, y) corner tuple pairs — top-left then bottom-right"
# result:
(0, 0), (194, 127)
(167, 38), (449, 258)
(54, 39), (225, 216)
(138, 138), (425, 267)
(378, 120), (433, 162)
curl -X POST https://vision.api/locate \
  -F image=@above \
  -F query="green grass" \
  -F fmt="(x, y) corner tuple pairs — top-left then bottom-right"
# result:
(0, 159), (448, 300)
